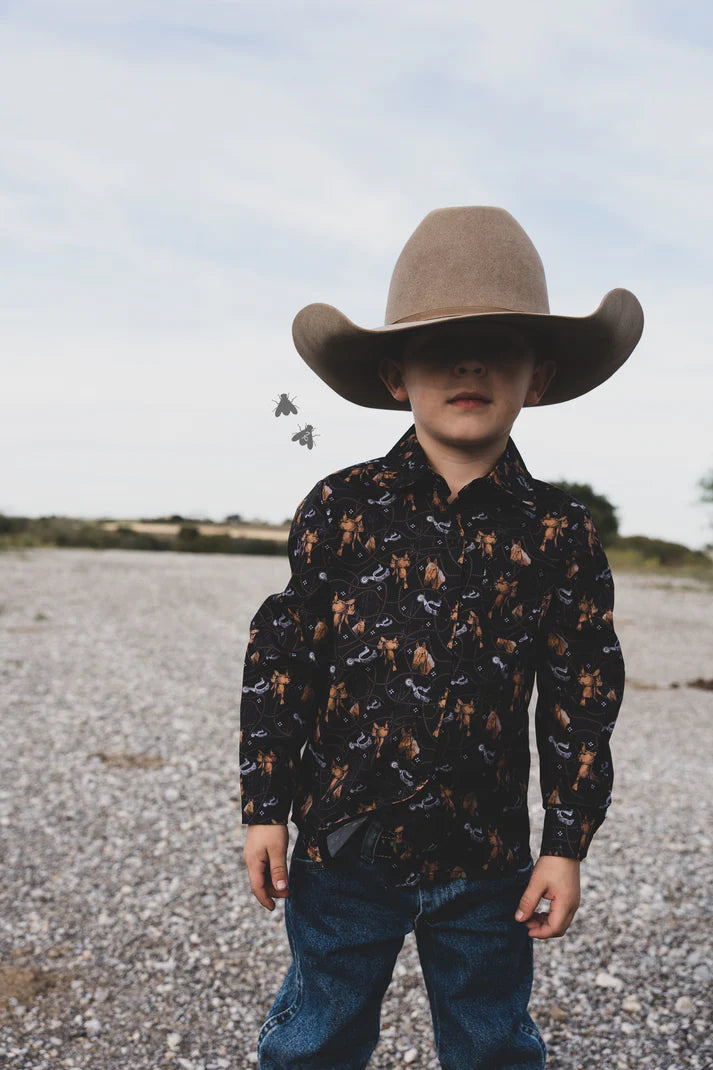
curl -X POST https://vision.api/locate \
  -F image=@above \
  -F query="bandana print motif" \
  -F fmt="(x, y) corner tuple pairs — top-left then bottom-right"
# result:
(239, 424), (625, 889)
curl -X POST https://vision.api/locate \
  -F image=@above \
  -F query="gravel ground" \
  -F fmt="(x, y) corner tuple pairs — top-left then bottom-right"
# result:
(1, 546), (712, 1070)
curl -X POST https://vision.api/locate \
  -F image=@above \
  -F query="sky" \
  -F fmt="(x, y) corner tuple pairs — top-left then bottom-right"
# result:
(2, 0), (712, 548)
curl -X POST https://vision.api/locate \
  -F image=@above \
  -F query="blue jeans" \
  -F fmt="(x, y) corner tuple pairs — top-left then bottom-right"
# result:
(256, 818), (546, 1069)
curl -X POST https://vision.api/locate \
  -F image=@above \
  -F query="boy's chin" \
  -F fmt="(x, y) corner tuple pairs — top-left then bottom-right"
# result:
(415, 417), (511, 445)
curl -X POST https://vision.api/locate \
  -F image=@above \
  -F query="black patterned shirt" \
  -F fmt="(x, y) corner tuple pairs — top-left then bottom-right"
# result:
(239, 423), (625, 888)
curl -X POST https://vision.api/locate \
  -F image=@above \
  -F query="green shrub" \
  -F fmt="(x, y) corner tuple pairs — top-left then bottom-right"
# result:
(611, 534), (710, 568)
(548, 482), (619, 545)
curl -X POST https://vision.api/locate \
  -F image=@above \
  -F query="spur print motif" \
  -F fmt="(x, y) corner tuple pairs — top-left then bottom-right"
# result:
(239, 424), (625, 889)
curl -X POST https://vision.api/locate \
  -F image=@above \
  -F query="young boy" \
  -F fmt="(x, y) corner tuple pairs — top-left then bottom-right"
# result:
(239, 206), (644, 1069)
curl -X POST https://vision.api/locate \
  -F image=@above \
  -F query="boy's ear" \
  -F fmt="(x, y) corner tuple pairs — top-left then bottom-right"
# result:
(525, 359), (557, 406)
(378, 355), (409, 403)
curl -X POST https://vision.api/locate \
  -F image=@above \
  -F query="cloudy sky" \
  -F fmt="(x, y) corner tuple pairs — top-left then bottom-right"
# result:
(2, 1), (712, 547)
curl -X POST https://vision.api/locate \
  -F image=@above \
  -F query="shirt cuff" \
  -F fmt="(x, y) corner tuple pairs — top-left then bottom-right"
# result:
(241, 795), (292, 825)
(539, 806), (604, 861)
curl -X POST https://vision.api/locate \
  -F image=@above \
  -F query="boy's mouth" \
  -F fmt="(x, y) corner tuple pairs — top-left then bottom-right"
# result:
(447, 390), (491, 407)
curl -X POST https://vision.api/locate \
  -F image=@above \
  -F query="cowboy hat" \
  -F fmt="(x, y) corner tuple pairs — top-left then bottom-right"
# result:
(291, 206), (644, 408)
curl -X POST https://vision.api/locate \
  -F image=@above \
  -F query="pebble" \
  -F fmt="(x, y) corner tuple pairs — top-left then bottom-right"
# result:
(1, 550), (712, 1069)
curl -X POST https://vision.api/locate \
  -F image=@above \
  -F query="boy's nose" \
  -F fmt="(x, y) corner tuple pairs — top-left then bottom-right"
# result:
(452, 358), (486, 375)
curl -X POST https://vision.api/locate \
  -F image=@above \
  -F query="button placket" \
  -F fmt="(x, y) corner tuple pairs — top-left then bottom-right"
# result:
(440, 511), (471, 766)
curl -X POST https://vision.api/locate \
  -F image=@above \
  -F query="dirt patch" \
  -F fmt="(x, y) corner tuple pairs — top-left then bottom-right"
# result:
(627, 679), (664, 691)
(687, 677), (713, 692)
(87, 751), (170, 769)
(0, 963), (68, 1016)
(669, 678), (713, 692)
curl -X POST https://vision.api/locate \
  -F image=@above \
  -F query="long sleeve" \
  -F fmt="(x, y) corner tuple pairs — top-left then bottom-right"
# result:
(534, 507), (625, 860)
(239, 480), (334, 824)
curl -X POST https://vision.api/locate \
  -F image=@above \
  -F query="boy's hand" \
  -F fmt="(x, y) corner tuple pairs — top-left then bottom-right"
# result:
(243, 824), (290, 911)
(514, 856), (581, 939)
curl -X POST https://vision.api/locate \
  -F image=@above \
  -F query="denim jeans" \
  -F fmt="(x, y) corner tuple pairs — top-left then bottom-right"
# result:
(256, 818), (546, 1069)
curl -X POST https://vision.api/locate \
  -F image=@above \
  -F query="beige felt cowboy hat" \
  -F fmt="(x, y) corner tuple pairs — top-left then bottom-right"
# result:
(292, 205), (644, 408)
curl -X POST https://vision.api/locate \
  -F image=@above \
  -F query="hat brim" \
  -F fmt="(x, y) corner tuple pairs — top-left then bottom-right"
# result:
(292, 288), (644, 407)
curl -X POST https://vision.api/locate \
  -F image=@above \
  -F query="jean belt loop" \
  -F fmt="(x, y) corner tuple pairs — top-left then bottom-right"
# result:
(360, 818), (384, 862)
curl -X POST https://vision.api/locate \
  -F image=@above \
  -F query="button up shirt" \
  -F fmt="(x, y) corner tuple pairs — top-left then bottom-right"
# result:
(239, 423), (625, 888)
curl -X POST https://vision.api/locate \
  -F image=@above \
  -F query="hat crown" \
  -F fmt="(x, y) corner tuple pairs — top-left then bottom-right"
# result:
(384, 206), (550, 325)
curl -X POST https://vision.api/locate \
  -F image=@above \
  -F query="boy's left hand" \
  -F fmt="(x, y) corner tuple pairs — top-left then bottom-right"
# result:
(514, 856), (581, 939)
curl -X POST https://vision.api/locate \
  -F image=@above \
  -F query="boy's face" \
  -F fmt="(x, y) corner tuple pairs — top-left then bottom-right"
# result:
(378, 322), (556, 454)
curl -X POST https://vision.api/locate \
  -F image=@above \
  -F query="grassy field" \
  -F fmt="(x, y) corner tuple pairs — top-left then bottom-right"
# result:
(0, 515), (288, 556)
(606, 546), (713, 586)
(1, 513), (711, 584)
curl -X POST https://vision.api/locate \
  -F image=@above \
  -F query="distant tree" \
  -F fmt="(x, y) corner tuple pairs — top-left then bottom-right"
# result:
(550, 481), (619, 545)
(178, 524), (200, 541)
(698, 470), (713, 527)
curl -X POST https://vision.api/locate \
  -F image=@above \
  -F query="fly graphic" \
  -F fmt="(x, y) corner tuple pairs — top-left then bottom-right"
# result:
(292, 423), (319, 449)
(273, 392), (298, 416)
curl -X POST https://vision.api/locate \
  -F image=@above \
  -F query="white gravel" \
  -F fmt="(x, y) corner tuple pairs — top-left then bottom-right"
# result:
(1, 547), (711, 1070)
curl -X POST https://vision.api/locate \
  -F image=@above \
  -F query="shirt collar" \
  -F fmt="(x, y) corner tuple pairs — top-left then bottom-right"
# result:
(376, 422), (537, 509)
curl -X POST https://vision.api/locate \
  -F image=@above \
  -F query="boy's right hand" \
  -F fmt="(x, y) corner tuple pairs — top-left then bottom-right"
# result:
(243, 824), (290, 910)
